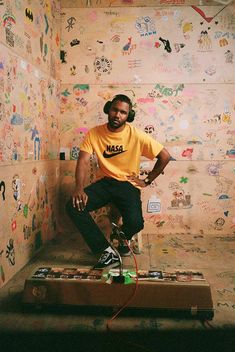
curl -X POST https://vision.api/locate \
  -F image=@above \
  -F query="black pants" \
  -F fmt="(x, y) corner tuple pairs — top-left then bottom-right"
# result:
(66, 178), (144, 254)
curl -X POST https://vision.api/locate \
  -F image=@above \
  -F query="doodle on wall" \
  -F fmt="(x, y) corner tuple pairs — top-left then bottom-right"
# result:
(0, 47), (60, 163)
(60, 6), (235, 84)
(59, 84), (235, 162)
(0, 0), (60, 78)
(0, 0), (61, 289)
(0, 180), (5, 200)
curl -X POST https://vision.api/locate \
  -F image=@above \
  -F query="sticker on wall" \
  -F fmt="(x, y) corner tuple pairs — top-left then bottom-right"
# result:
(6, 239), (15, 265)
(66, 17), (76, 32)
(71, 146), (79, 160)
(214, 217), (225, 230)
(169, 188), (192, 210)
(205, 65), (216, 76)
(198, 30), (212, 51)
(122, 37), (136, 55)
(11, 219), (17, 231)
(25, 8), (33, 22)
(59, 147), (70, 160)
(30, 125), (41, 160)
(3, 9), (16, 29)
(60, 50), (67, 63)
(23, 225), (32, 240)
(226, 149), (235, 158)
(144, 125), (155, 134)
(23, 204), (28, 218)
(0, 181), (6, 201)
(182, 148), (193, 159)
(135, 16), (156, 37)
(44, 14), (49, 35)
(159, 37), (172, 53)
(225, 50), (233, 64)
(111, 34), (120, 43)
(73, 84), (89, 96)
(70, 39), (80, 47)
(174, 43), (185, 53)
(182, 22), (193, 39)
(147, 195), (161, 213)
(180, 177), (188, 184)
(70, 65), (77, 75)
(94, 56), (112, 76)
(12, 175), (20, 201)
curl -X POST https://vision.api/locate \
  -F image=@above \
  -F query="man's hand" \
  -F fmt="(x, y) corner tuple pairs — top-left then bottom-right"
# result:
(127, 175), (147, 188)
(72, 188), (88, 211)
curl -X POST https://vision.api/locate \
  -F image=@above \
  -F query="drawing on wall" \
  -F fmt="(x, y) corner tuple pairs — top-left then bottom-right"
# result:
(0, 48), (60, 163)
(59, 84), (235, 162)
(60, 6), (235, 84)
(0, 0), (60, 288)
(0, 1), (235, 292)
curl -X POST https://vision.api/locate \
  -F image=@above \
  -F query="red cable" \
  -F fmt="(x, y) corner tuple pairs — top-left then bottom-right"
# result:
(106, 239), (139, 331)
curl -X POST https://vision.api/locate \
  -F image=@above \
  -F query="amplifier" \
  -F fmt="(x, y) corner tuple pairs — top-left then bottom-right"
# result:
(22, 267), (214, 320)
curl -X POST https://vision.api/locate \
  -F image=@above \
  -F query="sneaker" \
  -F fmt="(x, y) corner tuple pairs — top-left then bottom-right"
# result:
(93, 248), (120, 269)
(117, 240), (131, 257)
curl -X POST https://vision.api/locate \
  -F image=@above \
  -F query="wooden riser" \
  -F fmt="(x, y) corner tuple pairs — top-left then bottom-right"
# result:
(22, 267), (214, 320)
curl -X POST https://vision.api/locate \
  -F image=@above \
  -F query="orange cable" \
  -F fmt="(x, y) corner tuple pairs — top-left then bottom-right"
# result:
(106, 239), (139, 331)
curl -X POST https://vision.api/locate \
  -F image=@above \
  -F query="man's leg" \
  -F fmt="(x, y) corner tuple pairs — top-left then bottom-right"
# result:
(66, 179), (112, 254)
(109, 179), (144, 240)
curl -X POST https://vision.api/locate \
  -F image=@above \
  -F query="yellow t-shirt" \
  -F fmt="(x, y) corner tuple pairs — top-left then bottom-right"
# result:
(80, 123), (163, 185)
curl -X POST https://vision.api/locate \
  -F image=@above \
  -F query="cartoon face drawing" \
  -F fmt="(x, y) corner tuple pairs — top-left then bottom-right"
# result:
(144, 125), (155, 134)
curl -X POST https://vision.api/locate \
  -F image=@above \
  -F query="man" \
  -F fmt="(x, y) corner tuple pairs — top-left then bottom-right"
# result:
(66, 94), (170, 269)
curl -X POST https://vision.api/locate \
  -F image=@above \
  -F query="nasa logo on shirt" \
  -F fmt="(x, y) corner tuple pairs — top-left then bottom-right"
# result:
(103, 145), (126, 158)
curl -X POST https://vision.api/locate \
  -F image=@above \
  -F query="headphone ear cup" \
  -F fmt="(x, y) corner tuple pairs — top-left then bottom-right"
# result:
(103, 101), (112, 114)
(127, 109), (135, 122)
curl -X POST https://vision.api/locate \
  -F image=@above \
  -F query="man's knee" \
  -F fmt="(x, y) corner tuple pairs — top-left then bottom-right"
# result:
(133, 218), (144, 233)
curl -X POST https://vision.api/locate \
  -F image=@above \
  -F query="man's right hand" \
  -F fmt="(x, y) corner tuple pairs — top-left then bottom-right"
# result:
(72, 188), (88, 211)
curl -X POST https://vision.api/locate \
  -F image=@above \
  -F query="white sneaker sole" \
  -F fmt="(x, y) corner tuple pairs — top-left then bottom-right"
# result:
(93, 261), (120, 270)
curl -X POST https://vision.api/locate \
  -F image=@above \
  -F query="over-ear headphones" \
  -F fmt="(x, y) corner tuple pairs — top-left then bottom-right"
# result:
(103, 94), (135, 122)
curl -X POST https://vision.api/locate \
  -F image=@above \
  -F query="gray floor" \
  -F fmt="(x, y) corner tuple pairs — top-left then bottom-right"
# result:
(1, 232), (235, 351)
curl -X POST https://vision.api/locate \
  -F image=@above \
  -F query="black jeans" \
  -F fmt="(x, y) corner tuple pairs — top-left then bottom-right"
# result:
(66, 177), (144, 254)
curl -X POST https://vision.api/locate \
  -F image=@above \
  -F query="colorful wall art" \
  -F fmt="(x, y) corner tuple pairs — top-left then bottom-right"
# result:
(59, 4), (234, 243)
(0, 0), (61, 288)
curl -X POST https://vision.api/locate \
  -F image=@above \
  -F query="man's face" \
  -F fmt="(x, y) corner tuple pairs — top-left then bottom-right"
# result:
(107, 100), (130, 130)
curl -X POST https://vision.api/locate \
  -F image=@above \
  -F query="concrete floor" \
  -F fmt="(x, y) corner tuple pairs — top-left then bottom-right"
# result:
(1, 231), (235, 351)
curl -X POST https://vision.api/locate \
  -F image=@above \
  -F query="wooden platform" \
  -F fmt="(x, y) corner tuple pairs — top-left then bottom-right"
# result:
(22, 266), (214, 320)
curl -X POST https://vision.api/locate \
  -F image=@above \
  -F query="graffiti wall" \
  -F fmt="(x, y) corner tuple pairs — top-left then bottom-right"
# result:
(0, 161), (59, 287)
(59, 4), (235, 238)
(1, 0), (235, 288)
(60, 5), (235, 84)
(0, 0), (60, 288)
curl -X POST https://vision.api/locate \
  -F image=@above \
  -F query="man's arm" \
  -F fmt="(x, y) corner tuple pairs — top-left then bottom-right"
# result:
(72, 150), (91, 210)
(144, 147), (171, 185)
(127, 147), (171, 188)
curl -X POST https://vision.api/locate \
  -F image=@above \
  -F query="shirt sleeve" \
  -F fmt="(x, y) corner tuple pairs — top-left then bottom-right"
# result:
(79, 130), (94, 155)
(140, 131), (164, 159)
